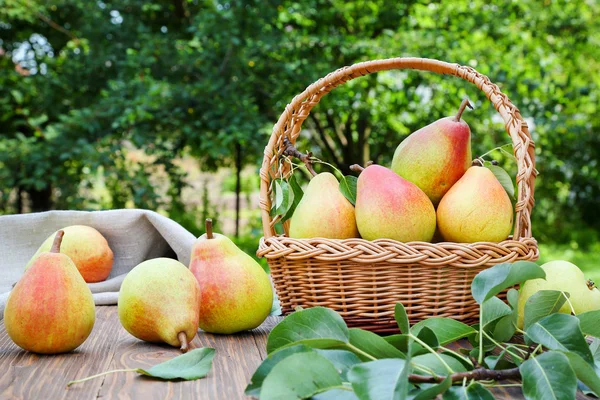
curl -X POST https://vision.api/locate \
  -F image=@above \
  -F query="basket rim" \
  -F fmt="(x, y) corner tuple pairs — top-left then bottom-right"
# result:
(258, 235), (539, 268)
(259, 57), (537, 245)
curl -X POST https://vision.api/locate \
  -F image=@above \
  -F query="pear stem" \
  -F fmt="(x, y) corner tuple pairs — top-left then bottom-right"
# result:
(455, 98), (473, 122)
(178, 332), (189, 353)
(67, 368), (138, 387)
(349, 164), (364, 173)
(282, 136), (317, 177)
(50, 230), (65, 253)
(205, 219), (214, 239)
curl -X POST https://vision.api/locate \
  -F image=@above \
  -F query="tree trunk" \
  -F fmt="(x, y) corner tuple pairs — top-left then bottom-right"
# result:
(29, 185), (52, 212)
(235, 142), (242, 238)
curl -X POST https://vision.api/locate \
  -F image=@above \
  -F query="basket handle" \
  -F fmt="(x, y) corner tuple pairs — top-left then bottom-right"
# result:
(259, 57), (536, 241)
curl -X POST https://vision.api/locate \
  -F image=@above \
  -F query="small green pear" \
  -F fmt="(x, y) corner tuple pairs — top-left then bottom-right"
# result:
(4, 231), (95, 354)
(118, 258), (200, 352)
(517, 260), (600, 329)
(436, 165), (513, 243)
(289, 172), (359, 239)
(190, 219), (273, 334)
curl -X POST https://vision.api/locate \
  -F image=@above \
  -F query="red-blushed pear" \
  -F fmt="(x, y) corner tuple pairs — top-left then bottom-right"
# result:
(289, 172), (359, 239)
(436, 164), (513, 243)
(26, 225), (114, 283)
(190, 219), (273, 334)
(354, 164), (436, 242)
(4, 231), (95, 354)
(118, 258), (200, 352)
(391, 99), (473, 206)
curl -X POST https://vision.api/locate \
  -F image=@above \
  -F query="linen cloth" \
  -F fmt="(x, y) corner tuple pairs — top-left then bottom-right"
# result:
(0, 209), (197, 319)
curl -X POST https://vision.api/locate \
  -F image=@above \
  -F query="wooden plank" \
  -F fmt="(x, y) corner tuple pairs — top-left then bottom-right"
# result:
(251, 316), (282, 360)
(0, 306), (123, 400)
(97, 317), (265, 399)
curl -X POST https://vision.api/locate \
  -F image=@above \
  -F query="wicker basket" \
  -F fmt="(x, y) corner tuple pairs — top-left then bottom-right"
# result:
(257, 58), (539, 333)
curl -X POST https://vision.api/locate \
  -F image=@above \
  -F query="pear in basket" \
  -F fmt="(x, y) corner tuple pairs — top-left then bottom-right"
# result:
(354, 164), (436, 242)
(391, 98), (473, 206)
(4, 231), (96, 354)
(289, 172), (359, 239)
(436, 163), (513, 243)
(26, 225), (114, 283)
(118, 258), (200, 352)
(190, 219), (273, 334)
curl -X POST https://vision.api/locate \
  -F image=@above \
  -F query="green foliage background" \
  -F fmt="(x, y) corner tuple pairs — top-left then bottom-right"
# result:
(1, 0), (599, 247)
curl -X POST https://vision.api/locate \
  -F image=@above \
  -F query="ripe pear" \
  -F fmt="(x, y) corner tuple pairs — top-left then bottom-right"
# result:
(118, 258), (200, 352)
(26, 225), (114, 283)
(517, 260), (600, 329)
(289, 172), (359, 239)
(4, 231), (96, 354)
(354, 164), (436, 242)
(391, 99), (473, 205)
(190, 219), (273, 334)
(436, 165), (513, 243)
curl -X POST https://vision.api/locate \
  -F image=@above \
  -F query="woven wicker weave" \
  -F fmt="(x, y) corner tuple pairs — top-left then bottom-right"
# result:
(258, 58), (538, 332)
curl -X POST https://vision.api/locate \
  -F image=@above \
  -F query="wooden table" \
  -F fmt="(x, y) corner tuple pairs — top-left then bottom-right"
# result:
(0, 306), (590, 399)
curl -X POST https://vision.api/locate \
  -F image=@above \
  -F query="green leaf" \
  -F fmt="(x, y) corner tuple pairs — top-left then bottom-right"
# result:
(485, 165), (515, 199)
(385, 334), (425, 355)
(11, 90), (23, 104)
(563, 351), (600, 397)
(411, 318), (476, 345)
(348, 328), (406, 360)
(313, 388), (359, 400)
(492, 313), (517, 342)
(520, 351), (577, 400)
(484, 344), (522, 369)
(408, 376), (452, 400)
(507, 288), (519, 309)
(395, 303), (410, 334)
(481, 296), (512, 328)
(415, 326), (439, 349)
(266, 307), (349, 354)
(412, 353), (467, 375)
(339, 175), (358, 206)
(348, 359), (410, 400)
(442, 382), (495, 399)
(471, 261), (545, 304)
(314, 349), (362, 381)
(273, 178), (293, 216)
(137, 348), (215, 380)
(260, 352), (343, 400)
(281, 174), (304, 222)
(577, 310), (600, 338)
(245, 344), (312, 396)
(523, 290), (569, 330)
(526, 313), (594, 365)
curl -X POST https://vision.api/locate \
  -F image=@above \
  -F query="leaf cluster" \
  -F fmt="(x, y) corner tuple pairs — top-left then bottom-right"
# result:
(246, 261), (600, 399)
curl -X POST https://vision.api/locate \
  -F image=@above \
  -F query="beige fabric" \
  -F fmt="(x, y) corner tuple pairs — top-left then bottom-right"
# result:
(0, 209), (196, 319)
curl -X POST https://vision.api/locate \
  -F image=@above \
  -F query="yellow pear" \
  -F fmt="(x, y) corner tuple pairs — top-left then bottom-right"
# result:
(289, 172), (359, 239)
(118, 258), (200, 352)
(517, 260), (600, 329)
(436, 166), (513, 243)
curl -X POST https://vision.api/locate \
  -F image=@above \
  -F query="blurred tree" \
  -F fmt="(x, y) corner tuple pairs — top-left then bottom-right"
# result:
(0, 0), (598, 245)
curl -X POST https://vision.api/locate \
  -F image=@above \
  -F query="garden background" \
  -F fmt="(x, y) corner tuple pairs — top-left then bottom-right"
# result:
(1, 0), (598, 279)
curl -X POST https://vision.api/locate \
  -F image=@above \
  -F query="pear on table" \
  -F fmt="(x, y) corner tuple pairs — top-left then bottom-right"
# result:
(436, 163), (513, 243)
(26, 225), (114, 283)
(4, 231), (96, 354)
(289, 172), (359, 239)
(118, 258), (200, 352)
(354, 164), (436, 242)
(517, 260), (600, 329)
(391, 98), (473, 205)
(190, 219), (273, 334)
